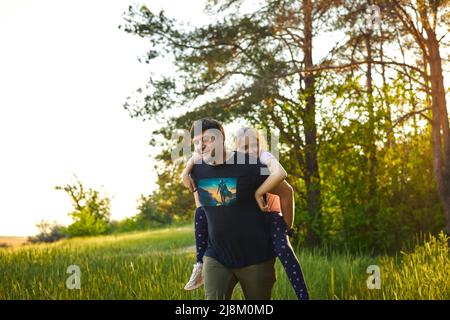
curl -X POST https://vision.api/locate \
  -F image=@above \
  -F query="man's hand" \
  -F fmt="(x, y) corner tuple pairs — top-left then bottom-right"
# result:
(255, 191), (270, 212)
(182, 174), (196, 192)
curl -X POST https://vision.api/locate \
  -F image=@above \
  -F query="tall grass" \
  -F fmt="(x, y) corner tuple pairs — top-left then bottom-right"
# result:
(371, 232), (450, 300)
(0, 225), (448, 299)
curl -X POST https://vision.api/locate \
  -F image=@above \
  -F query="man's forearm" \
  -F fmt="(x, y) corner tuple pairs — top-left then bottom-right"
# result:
(269, 181), (294, 229)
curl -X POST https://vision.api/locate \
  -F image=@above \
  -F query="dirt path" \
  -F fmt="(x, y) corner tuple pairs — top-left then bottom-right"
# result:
(0, 236), (29, 248)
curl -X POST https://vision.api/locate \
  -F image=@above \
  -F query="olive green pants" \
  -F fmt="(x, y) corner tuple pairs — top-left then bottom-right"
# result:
(202, 256), (276, 300)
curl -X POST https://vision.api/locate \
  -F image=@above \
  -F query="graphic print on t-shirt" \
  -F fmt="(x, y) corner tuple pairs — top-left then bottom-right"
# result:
(197, 178), (237, 206)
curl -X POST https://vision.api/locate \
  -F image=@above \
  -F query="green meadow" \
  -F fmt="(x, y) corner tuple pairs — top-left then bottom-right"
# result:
(1, 225), (448, 300)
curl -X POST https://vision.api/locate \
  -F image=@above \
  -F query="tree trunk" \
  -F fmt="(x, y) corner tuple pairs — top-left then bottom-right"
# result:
(302, 0), (322, 246)
(394, 0), (450, 242)
(426, 31), (450, 238)
(365, 29), (378, 220)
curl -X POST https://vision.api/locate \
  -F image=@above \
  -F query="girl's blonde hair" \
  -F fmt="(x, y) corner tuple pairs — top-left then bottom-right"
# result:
(235, 127), (268, 154)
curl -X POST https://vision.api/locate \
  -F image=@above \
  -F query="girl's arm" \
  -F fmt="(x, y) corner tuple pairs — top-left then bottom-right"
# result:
(268, 181), (295, 229)
(180, 157), (196, 192)
(255, 157), (287, 211)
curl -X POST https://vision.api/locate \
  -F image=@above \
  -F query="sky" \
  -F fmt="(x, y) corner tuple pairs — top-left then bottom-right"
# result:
(0, 0), (213, 236)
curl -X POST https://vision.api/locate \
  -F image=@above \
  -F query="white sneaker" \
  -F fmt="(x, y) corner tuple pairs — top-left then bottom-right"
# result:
(184, 262), (203, 290)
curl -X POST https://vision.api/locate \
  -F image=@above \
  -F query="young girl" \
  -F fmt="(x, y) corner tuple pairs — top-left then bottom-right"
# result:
(181, 127), (309, 300)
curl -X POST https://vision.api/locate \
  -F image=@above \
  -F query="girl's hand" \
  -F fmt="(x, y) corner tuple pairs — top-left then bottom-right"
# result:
(182, 174), (196, 192)
(255, 192), (270, 212)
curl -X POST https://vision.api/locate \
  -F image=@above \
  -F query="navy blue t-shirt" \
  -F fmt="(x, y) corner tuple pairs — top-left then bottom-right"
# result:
(191, 151), (276, 268)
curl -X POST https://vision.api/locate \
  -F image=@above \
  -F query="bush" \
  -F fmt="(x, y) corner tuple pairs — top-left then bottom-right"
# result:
(64, 207), (110, 237)
(110, 197), (173, 234)
(56, 177), (111, 237)
(138, 194), (172, 225)
(28, 220), (67, 243)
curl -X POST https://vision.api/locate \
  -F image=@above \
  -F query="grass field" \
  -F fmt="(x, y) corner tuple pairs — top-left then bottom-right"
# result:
(0, 225), (448, 300)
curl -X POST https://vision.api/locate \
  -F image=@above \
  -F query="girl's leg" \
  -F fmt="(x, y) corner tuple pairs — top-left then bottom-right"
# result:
(269, 212), (309, 300)
(185, 207), (208, 290)
(194, 207), (208, 263)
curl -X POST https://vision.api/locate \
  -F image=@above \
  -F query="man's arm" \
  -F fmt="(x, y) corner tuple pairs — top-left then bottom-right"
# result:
(188, 159), (201, 208)
(193, 191), (201, 208)
(181, 153), (202, 192)
(181, 157), (196, 192)
(268, 181), (294, 229)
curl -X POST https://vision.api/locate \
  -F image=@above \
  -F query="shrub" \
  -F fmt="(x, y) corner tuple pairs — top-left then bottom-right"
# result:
(28, 220), (67, 243)
(56, 177), (111, 237)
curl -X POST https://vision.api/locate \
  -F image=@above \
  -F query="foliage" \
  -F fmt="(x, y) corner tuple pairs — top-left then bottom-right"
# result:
(55, 177), (111, 237)
(118, 1), (449, 252)
(28, 220), (66, 243)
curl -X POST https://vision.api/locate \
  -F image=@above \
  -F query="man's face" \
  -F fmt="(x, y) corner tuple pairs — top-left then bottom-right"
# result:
(192, 129), (224, 160)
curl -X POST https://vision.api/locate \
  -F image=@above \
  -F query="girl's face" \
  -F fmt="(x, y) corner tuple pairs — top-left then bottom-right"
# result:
(237, 131), (259, 157)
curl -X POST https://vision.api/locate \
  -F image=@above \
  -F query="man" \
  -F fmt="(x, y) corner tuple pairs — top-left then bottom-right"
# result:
(189, 118), (276, 300)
